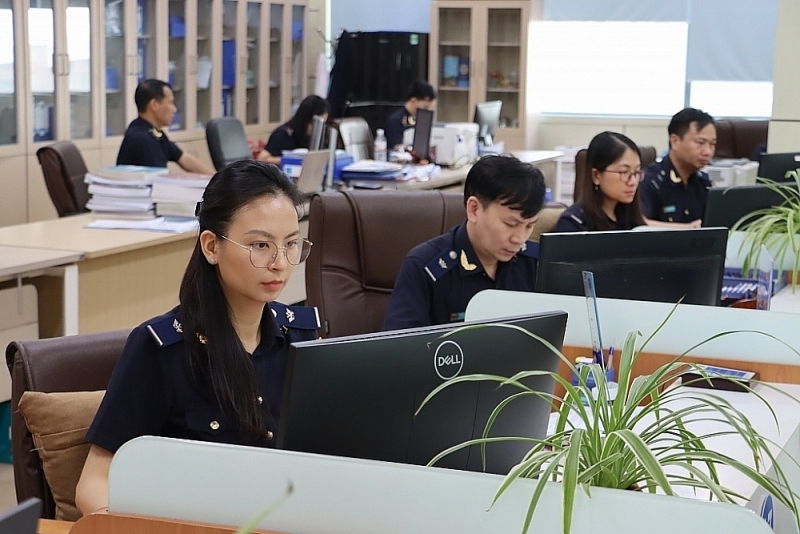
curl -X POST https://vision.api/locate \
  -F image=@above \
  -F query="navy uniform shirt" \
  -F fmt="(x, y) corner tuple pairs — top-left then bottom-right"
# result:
(554, 203), (633, 233)
(116, 117), (183, 167)
(265, 124), (303, 158)
(385, 107), (414, 150)
(86, 302), (319, 453)
(382, 223), (538, 331)
(640, 154), (711, 223)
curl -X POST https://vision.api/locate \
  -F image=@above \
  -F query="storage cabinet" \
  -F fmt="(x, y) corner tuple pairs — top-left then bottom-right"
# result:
(429, 0), (531, 149)
(0, 0), (313, 226)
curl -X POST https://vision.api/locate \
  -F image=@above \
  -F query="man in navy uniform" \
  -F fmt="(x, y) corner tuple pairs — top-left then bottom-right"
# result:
(640, 108), (717, 228)
(385, 80), (437, 152)
(117, 79), (216, 174)
(382, 155), (546, 330)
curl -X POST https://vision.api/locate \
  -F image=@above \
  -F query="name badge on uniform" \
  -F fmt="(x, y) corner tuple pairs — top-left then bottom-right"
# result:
(449, 312), (465, 322)
(663, 205), (677, 214)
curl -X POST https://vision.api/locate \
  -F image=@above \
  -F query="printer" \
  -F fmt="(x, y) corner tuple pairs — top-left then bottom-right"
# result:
(431, 122), (479, 166)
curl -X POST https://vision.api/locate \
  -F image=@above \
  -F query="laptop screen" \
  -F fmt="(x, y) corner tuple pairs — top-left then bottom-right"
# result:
(277, 311), (567, 475)
(0, 498), (41, 534)
(412, 108), (434, 161)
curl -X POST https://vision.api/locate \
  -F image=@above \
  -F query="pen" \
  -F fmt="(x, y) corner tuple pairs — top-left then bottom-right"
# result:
(607, 346), (614, 370)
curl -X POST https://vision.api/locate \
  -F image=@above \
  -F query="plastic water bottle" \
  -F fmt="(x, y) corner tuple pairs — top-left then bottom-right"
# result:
(374, 128), (388, 162)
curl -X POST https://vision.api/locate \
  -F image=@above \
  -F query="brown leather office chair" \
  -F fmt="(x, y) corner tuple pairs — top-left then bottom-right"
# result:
(6, 330), (129, 519)
(333, 117), (374, 161)
(35, 141), (91, 217)
(573, 145), (657, 203)
(305, 190), (465, 338)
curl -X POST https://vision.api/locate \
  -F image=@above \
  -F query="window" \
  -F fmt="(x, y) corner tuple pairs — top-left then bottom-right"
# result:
(528, 21), (687, 116)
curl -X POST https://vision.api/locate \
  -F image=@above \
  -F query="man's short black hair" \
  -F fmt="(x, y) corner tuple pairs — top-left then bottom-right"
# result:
(406, 80), (437, 102)
(463, 155), (546, 219)
(668, 107), (716, 140)
(135, 79), (172, 113)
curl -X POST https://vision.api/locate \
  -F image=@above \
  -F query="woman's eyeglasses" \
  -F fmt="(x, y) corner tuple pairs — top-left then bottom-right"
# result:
(604, 169), (644, 183)
(218, 234), (312, 268)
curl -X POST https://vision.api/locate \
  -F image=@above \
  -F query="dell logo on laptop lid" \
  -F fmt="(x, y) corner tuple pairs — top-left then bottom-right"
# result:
(434, 340), (464, 380)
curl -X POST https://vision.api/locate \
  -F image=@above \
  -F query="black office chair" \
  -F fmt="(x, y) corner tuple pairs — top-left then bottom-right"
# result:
(205, 117), (253, 170)
(35, 141), (91, 217)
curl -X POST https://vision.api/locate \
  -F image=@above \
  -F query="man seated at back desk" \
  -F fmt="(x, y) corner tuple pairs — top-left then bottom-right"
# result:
(117, 79), (216, 175)
(382, 155), (546, 330)
(640, 107), (716, 228)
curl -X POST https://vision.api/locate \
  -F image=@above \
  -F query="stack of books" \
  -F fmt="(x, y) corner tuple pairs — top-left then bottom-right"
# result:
(85, 165), (168, 219)
(150, 171), (212, 218)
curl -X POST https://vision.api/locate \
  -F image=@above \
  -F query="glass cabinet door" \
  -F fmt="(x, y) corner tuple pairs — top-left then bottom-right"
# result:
(137, 0), (157, 82)
(0, 0), (18, 146)
(104, 0), (127, 136)
(290, 4), (304, 111)
(168, 0), (186, 131)
(221, 0), (238, 117)
(67, 0), (92, 139)
(245, 2), (262, 125)
(485, 8), (521, 130)
(29, 0), (56, 142)
(268, 3), (283, 123)
(196, 0), (213, 130)
(435, 7), (471, 123)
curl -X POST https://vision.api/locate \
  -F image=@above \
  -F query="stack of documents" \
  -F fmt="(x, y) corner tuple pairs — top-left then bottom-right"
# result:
(150, 171), (212, 218)
(85, 165), (168, 219)
(340, 160), (404, 180)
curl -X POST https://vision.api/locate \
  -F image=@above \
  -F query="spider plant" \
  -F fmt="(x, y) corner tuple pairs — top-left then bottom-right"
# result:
(417, 305), (800, 534)
(730, 171), (800, 291)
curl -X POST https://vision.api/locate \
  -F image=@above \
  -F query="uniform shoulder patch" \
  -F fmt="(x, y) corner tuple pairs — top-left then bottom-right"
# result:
(145, 313), (184, 348)
(518, 241), (539, 259)
(270, 302), (320, 330)
(424, 250), (458, 282)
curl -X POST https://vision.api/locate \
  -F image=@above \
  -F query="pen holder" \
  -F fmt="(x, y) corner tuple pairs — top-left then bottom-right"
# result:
(571, 363), (616, 405)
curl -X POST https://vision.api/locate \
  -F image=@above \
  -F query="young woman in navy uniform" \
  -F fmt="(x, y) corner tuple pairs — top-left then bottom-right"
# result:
(76, 160), (319, 514)
(555, 132), (646, 233)
(257, 95), (330, 166)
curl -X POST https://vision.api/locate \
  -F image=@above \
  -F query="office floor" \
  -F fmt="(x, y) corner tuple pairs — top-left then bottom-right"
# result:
(0, 463), (15, 510)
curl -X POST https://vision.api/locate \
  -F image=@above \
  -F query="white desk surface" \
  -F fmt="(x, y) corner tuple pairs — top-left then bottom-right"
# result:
(0, 213), (197, 259)
(770, 285), (800, 314)
(0, 245), (82, 280)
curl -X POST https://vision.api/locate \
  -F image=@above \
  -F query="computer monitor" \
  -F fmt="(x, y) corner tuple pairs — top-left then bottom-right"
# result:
(703, 183), (797, 229)
(277, 311), (567, 475)
(308, 115), (326, 151)
(757, 152), (800, 182)
(0, 498), (41, 534)
(412, 107), (434, 161)
(535, 228), (728, 306)
(473, 100), (502, 145)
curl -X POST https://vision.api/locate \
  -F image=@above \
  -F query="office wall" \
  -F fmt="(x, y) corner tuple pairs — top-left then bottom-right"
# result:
(330, 0), (429, 35)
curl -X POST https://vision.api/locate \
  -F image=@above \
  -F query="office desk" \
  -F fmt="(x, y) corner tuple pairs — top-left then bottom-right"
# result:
(0, 246), (83, 335)
(0, 216), (310, 336)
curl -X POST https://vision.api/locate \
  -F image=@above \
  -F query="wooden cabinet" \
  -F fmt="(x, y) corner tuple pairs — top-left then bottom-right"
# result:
(429, 0), (532, 149)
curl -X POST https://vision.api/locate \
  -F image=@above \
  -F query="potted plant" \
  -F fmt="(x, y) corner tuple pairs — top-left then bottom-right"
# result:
(730, 172), (800, 291)
(417, 306), (800, 534)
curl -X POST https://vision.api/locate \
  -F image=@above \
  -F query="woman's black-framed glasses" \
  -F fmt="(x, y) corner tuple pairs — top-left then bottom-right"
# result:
(218, 234), (312, 268)
(604, 168), (645, 183)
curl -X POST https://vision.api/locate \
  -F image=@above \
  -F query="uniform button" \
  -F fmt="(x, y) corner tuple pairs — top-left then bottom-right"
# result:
(209, 420), (220, 430)
(668, 217), (673, 222)
(257, 396), (263, 404)
(266, 430), (274, 441)
(684, 209), (690, 215)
